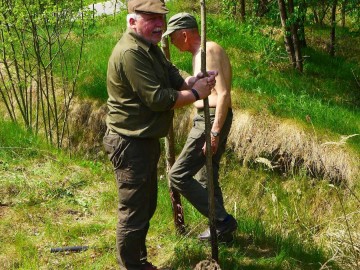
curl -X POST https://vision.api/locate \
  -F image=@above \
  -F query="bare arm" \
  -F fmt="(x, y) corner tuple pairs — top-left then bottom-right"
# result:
(207, 43), (232, 134)
(172, 73), (217, 109)
(193, 42), (232, 154)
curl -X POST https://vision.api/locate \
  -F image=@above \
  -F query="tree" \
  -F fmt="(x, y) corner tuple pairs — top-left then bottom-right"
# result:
(312, 0), (331, 25)
(256, 0), (276, 17)
(298, 0), (307, 48)
(277, 0), (296, 68)
(0, 0), (89, 148)
(339, 0), (360, 27)
(221, 0), (238, 19)
(288, 0), (303, 71)
(341, 0), (348, 27)
(277, 0), (303, 71)
(329, 0), (338, 57)
(240, 0), (246, 21)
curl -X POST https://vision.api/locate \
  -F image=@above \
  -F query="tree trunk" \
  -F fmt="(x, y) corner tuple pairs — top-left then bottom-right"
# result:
(288, 0), (303, 72)
(240, 0), (245, 22)
(298, 0), (307, 48)
(318, 0), (330, 26)
(257, 0), (269, 17)
(330, 0), (338, 57)
(313, 9), (319, 24)
(232, 0), (237, 17)
(165, 122), (185, 234)
(341, 0), (347, 27)
(277, 0), (296, 68)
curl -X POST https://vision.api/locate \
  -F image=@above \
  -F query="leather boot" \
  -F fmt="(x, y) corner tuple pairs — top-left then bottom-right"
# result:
(198, 214), (237, 243)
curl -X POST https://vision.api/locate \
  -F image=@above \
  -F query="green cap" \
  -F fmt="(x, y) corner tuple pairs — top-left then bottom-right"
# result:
(127, 0), (169, 15)
(162, 12), (198, 37)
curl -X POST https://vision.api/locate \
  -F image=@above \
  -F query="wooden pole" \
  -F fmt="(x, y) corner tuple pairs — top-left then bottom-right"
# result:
(161, 15), (186, 235)
(200, 0), (219, 262)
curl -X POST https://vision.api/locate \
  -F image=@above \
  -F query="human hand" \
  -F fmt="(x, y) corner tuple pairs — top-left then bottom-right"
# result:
(196, 70), (218, 78)
(202, 135), (219, 155)
(192, 72), (217, 99)
(206, 70), (218, 77)
(185, 71), (208, 88)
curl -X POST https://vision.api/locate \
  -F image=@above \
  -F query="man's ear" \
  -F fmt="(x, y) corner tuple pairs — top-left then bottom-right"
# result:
(182, 31), (188, 42)
(129, 18), (137, 29)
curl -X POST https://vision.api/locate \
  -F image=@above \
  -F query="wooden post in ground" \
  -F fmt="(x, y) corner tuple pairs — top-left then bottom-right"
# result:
(200, 0), (219, 262)
(161, 15), (186, 235)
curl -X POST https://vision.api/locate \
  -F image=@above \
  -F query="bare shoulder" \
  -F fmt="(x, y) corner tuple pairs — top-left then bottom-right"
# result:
(206, 41), (224, 54)
(206, 41), (231, 67)
(205, 41), (232, 90)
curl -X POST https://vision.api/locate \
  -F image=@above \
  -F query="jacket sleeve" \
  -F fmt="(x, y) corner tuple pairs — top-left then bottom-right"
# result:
(122, 48), (179, 111)
(167, 60), (185, 91)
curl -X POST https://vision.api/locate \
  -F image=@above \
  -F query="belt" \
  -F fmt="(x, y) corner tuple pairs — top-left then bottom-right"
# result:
(197, 107), (233, 114)
(197, 107), (216, 115)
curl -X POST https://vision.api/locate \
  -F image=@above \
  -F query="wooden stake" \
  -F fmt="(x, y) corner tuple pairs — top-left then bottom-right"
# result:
(161, 15), (186, 235)
(200, 0), (219, 262)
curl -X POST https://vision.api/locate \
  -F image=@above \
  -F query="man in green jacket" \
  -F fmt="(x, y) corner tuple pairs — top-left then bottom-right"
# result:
(103, 1), (216, 269)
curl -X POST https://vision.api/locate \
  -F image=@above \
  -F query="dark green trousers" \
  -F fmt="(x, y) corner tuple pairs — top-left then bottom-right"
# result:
(169, 108), (233, 221)
(103, 132), (160, 270)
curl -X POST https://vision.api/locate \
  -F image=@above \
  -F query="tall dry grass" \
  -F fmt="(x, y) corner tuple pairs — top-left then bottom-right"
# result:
(173, 108), (359, 185)
(323, 214), (360, 269)
(67, 100), (359, 184)
(227, 110), (359, 184)
(67, 99), (107, 156)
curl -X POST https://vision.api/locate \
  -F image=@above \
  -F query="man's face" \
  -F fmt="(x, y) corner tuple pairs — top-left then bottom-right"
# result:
(169, 30), (186, 51)
(131, 13), (164, 45)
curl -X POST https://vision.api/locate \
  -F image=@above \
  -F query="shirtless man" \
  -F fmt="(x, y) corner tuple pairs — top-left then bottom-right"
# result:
(163, 13), (237, 242)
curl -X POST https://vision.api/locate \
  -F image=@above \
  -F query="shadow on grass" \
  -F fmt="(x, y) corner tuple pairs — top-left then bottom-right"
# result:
(169, 227), (340, 270)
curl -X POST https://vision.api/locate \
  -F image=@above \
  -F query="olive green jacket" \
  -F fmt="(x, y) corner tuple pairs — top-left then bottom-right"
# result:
(106, 28), (184, 138)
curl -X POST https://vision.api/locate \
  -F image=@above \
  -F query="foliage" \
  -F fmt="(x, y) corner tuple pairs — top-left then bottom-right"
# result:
(0, 0), (92, 148)
(220, 0), (238, 19)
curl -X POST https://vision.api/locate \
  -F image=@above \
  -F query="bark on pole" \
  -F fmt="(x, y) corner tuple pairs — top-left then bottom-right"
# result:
(200, 0), (219, 262)
(161, 16), (186, 235)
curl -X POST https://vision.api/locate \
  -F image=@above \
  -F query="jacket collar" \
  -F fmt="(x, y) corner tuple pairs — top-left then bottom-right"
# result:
(127, 28), (153, 52)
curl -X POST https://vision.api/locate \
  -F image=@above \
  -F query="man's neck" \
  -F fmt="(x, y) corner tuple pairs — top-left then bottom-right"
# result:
(189, 36), (201, 55)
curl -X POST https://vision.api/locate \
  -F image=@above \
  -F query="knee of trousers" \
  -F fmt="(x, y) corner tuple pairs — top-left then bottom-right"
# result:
(168, 168), (183, 190)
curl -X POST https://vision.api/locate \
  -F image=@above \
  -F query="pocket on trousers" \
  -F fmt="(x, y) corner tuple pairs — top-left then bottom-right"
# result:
(103, 134), (119, 155)
(115, 168), (143, 184)
(116, 174), (148, 229)
(103, 134), (128, 170)
(189, 117), (205, 139)
(187, 126), (205, 151)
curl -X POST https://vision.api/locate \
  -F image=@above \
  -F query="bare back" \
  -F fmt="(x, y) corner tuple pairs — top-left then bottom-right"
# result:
(192, 41), (232, 109)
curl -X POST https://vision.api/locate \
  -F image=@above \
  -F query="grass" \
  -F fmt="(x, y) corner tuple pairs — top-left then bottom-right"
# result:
(2, 137), (355, 269)
(76, 13), (127, 100)
(1, 2), (360, 270)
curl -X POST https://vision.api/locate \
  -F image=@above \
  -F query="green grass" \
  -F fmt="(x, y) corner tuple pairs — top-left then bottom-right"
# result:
(76, 12), (128, 100)
(2, 137), (352, 269)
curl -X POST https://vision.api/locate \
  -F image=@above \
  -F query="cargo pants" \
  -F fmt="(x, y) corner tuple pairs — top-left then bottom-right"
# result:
(169, 108), (233, 221)
(103, 131), (160, 270)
